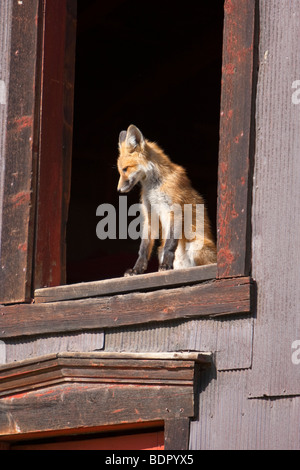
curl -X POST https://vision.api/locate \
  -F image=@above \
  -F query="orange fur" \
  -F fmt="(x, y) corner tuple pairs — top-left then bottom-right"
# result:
(117, 125), (216, 275)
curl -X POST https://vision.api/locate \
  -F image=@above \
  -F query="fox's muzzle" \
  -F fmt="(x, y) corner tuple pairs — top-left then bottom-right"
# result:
(117, 178), (135, 193)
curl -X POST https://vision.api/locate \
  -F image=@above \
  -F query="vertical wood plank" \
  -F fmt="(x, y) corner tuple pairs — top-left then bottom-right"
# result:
(34, 0), (76, 289)
(0, 0), (13, 250)
(164, 418), (190, 451)
(217, 0), (257, 278)
(0, 0), (40, 303)
(250, 0), (300, 398)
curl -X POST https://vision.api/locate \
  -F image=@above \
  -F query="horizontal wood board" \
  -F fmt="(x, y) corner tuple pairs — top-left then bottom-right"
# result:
(3, 330), (105, 365)
(34, 264), (217, 303)
(104, 316), (254, 372)
(0, 277), (253, 339)
(0, 352), (203, 438)
(0, 351), (210, 398)
(0, 382), (194, 438)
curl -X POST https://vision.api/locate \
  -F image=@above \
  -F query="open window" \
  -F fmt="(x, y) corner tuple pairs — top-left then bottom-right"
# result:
(66, 0), (223, 283)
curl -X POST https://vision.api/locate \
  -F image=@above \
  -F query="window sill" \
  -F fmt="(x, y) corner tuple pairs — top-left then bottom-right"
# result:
(34, 263), (218, 303)
(0, 271), (254, 340)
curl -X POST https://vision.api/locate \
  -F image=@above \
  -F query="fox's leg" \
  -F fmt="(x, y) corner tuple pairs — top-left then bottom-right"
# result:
(159, 213), (179, 271)
(124, 206), (156, 276)
(124, 237), (155, 276)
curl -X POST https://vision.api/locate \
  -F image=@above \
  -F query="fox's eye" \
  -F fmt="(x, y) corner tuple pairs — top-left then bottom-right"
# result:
(122, 167), (128, 173)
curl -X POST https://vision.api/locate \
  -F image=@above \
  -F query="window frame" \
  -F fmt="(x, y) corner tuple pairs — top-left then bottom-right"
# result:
(0, 0), (257, 327)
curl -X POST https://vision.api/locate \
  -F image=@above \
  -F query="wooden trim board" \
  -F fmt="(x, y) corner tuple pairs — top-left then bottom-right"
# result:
(0, 352), (207, 442)
(0, 277), (254, 339)
(34, 264), (217, 303)
(0, 351), (211, 398)
(217, 0), (257, 278)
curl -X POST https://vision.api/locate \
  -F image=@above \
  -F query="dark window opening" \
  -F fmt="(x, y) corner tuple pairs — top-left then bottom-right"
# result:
(67, 0), (224, 284)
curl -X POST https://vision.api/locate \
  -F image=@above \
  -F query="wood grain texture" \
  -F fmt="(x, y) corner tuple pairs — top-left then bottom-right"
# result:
(250, 0), (300, 398)
(4, 330), (104, 364)
(217, 0), (257, 278)
(35, 264), (217, 303)
(0, 1), (13, 253)
(0, 277), (254, 339)
(190, 369), (300, 450)
(0, 351), (208, 398)
(34, 0), (76, 289)
(105, 316), (254, 371)
(164, 418), (190, 451)
(0, 0), (40, 303)
(0, 352), (202, 438)
(0, 382), (193, 438)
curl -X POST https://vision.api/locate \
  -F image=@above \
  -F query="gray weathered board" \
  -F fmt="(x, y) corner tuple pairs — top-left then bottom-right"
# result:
(250, 0), (300, 398)
(34, 264), (217, 303)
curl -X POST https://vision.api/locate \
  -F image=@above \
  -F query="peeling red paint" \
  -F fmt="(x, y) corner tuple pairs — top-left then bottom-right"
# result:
(219, 161), (228, 175)
(10, 191), (30, 207)
(236, 45), (254, 64)
(234, 131), (244, 144)
(218, 248), (235, 274)
(14, 115), (33, 132)
(224, 0), (234, 15)
(223, 63), (236, 75)
(18, 242), (27, 252)
(231, 206), (239, 219)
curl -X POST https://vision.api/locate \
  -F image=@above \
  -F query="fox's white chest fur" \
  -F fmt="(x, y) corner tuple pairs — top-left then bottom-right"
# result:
(142, 186), (172, 237)
(142, 185), (196, 269)
(143, 186), (171, 215)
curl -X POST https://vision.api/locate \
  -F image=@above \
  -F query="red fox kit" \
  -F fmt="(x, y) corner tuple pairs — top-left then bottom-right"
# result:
(117, 125), (216, 276)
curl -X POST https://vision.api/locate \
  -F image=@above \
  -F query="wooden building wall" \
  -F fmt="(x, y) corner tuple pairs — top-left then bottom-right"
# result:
(0, 1), (12, 255)
(0, 0), (300, 450)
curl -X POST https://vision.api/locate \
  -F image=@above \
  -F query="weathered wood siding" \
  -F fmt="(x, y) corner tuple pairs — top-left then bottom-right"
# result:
(0, 1), (12, 259)
(188, 0), (300, 449)
(0, 0), (40, 303)
(105, 317), (253, 371)
(190, 370), (300, 450)
(251, 0), (300, 397)
(4, 331), (104, 364)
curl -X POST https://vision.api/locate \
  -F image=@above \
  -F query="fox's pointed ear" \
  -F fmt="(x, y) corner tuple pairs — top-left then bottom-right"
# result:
(119, 130), (127, 149)
(126, 125), (145, 151)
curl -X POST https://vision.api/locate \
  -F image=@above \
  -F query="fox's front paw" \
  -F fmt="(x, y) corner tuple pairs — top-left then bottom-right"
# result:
(158, 264), (173, 272)
(124, 268), (143, 277)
